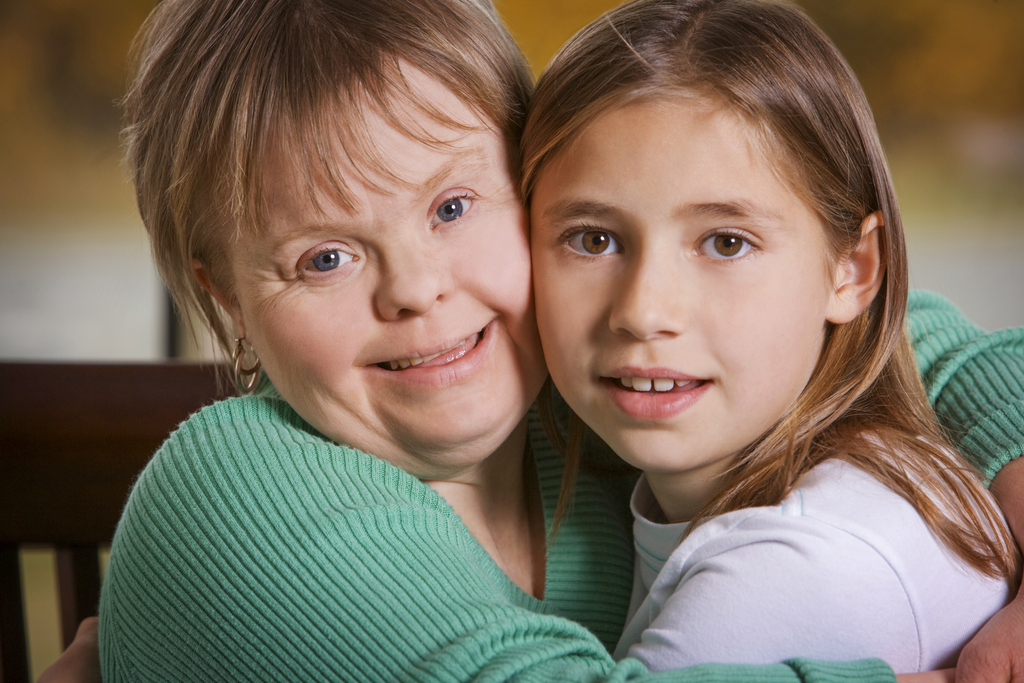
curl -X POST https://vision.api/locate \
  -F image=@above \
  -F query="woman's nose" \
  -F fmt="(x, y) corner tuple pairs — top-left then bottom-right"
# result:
(607, 257), (686, 341)
(374, 244), (446, 320)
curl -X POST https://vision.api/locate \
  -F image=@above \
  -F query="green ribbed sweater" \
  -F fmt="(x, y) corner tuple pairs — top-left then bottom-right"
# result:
(99, 291), (1023, 683)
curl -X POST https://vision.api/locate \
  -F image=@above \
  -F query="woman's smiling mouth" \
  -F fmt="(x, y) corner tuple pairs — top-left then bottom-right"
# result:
(378, 329), (484, 370)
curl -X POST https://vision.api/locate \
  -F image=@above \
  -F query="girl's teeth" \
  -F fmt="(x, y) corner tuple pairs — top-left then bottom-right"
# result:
(632, 377), (653, 392)
(619, 377), (698, 392)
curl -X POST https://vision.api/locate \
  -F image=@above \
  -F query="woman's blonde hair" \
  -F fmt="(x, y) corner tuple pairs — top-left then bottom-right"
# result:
(524, 0), (1019, 582)
(124, 0), (533, 356)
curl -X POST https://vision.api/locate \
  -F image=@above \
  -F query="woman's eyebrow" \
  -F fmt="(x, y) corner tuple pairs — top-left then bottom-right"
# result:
(421, 144), (490, 193)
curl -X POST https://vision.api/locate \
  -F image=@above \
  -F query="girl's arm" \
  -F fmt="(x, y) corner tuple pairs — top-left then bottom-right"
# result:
(955, 458), (1024, 683)
(897, 672), (955, 683)
(37, 618), (100, 683)
(906, 290), (1024, 683)
(616, 463), (1003, 676)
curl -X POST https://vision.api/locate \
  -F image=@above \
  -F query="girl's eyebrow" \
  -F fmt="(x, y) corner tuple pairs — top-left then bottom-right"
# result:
(539, 198), (782, 224)
(539, 199), (617, 223)
(680, 201), (783, 223)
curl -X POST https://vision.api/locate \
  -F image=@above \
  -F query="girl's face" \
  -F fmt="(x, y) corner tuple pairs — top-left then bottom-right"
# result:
(207, 69), (547, 481)
(531, 99), (853, 521)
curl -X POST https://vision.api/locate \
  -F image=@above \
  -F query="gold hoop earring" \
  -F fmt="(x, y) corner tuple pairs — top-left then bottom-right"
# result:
(232, 337), (261, 394)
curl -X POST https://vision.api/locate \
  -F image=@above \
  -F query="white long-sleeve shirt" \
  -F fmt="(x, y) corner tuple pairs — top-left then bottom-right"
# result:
(614, 460), (1011, 673)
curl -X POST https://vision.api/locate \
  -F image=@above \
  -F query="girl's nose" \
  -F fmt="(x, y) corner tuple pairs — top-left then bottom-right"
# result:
(608, 257), (686, 341)
(374, 243), (446, 320)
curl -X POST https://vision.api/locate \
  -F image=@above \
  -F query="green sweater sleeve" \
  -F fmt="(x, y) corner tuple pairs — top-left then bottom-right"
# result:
(907, 290), (1024, 481)
(99, 397), (894, 683)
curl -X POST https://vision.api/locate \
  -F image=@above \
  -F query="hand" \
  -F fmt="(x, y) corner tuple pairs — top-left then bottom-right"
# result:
(955, 587), (1024, 683)
(896, 670), (955, 683)
(37, 617), (101, 683)
(956, 457), (1024, 683)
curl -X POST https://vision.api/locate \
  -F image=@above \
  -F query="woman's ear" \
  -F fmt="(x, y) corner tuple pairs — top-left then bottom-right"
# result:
(826, 211), (885, 324)
(193, 258), (246, 338)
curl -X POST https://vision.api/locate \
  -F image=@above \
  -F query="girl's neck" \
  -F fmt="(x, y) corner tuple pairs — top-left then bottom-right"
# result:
(426, 419), (547, 599)
(646, 456), (735, 524)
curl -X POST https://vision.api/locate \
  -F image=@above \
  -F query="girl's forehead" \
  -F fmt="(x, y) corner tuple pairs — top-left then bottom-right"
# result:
(558, 96), (769, 180)
(617, 95), (812, 213)
(532, 95), (822, 239)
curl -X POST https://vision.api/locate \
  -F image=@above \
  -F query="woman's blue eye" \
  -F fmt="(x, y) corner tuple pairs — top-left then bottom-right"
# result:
(435, 197), (469, 223)
(309, 250), (352, 272)
(702, 234), (752, 259)
(568, 230), (620, 256)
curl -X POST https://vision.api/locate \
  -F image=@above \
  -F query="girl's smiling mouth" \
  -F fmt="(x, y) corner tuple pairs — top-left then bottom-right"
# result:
(616, 376), (705, 392)
(601, 371), (710, 420)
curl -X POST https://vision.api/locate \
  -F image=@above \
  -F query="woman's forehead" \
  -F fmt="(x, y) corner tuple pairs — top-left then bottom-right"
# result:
(257, 67), (509, 214)
(266, 119), (506, 216)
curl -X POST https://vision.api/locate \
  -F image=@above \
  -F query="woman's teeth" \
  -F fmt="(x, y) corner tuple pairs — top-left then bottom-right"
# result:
(384, 336), (472, 370)
(619, 377), (697, 392)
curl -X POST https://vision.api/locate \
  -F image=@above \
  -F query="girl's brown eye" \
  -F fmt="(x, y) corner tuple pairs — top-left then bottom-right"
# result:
(567, 229), (621, 256)
(583, 231), (612, 254)
(713, 235), (745, 257)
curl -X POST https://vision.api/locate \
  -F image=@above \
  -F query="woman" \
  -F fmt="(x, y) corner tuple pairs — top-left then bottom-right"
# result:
(47, 0), (1024, 681)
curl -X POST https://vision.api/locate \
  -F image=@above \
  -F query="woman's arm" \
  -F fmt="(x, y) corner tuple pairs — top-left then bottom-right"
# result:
(98, 396), (896, 683)
(906, 291), (1024, 683)
(906, 291), (1023, 482)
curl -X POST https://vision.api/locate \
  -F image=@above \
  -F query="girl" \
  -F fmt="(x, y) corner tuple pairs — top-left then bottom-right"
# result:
(524, 0), (1020, 673)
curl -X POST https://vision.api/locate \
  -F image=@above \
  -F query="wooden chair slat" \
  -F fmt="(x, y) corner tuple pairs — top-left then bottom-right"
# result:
(0, 363), (227, 683)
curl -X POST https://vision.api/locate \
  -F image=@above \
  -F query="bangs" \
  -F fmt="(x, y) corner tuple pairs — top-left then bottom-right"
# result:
(210, 0), (531, 238)
(254, 62), (495, 233)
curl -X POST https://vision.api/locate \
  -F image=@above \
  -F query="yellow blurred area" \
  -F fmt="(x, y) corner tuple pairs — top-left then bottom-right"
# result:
(2, 0), (1022, 223)
(0, 0), (154, 222)
(498, 0), (621, 76)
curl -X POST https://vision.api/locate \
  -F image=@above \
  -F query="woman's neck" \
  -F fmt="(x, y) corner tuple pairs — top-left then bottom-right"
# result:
(426, 419), (546, 599)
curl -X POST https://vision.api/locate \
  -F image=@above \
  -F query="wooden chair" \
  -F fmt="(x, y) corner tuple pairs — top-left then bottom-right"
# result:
(0, 363), (227, 683)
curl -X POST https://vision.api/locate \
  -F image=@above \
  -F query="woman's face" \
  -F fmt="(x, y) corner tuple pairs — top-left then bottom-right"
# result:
(212, 70), (546, 480)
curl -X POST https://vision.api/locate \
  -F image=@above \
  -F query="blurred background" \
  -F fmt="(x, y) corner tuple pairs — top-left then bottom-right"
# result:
(2, 0), (1022, 676)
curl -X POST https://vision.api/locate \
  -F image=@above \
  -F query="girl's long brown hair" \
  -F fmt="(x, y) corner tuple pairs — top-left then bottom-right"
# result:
(524, 0), (1019, 582)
